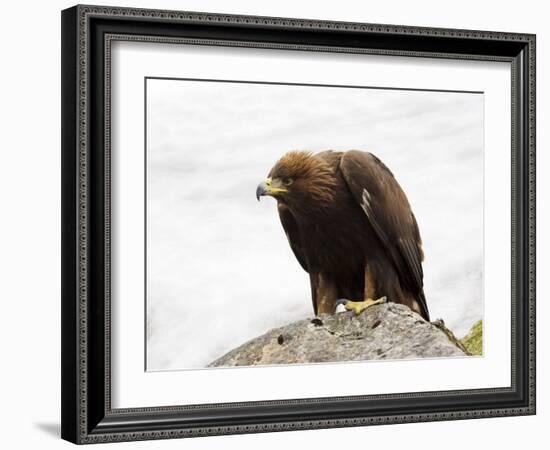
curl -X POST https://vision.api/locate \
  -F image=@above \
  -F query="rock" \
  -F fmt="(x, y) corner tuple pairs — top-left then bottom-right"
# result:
(460, 320), (483, 356)
(208, 303), (466, 367)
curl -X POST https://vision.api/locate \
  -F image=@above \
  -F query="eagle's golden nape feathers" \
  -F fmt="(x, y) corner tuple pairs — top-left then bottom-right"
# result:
(257, 149), (430, 322)
(267, 151), (337, 204)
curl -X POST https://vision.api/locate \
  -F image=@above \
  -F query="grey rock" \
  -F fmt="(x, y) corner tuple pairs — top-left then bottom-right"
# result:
(208, 303), (466, 367)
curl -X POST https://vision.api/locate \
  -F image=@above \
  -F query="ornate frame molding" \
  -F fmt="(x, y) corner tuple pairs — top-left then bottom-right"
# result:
(61, 4), (536, 444)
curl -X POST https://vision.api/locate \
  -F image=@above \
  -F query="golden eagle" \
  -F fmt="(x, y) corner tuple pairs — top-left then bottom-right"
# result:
(256, 150), (429, 321)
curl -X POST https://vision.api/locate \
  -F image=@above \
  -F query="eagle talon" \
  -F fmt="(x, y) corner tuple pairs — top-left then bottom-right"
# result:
(338, 296), (386, 315)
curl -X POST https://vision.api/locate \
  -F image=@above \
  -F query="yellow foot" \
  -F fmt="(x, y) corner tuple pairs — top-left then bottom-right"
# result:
(343, 297), (386, 315)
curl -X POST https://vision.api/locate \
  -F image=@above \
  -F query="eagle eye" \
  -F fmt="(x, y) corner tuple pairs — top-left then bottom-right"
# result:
(282, 177), (294, 186)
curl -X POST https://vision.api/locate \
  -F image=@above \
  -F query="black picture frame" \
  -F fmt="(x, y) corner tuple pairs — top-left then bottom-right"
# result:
(61, 4), (536, 444)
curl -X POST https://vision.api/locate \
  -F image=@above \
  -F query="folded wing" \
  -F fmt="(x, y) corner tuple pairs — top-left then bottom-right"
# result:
(340, 150), (429, 320)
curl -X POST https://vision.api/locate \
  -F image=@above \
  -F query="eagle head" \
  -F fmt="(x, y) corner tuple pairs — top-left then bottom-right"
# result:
(256, 151), (337, 209)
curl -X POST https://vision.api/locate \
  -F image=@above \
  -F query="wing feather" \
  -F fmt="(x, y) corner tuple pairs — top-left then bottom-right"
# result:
(341, 150), (429, 320)
(277, 203), (308, 272)
(278, 204), (320, 314)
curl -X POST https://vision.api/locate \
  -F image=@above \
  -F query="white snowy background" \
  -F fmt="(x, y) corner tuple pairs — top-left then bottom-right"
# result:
(146, 79), (483, 371)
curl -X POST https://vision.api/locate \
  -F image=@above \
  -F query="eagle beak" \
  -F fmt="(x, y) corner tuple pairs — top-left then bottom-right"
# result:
(256, 180), (268, 201)
(256, 177), (288, 201)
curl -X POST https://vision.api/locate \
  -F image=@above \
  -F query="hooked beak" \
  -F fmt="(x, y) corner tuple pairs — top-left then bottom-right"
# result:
(256, 177), (287, 201)
(256, 180), (268, 201)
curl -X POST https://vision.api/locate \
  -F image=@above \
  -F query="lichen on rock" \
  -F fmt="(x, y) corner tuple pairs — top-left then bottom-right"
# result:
(460, 320), (483, 356)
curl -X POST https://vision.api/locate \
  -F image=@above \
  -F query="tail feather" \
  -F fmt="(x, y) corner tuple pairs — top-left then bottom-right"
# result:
(416, 289), (430, 321)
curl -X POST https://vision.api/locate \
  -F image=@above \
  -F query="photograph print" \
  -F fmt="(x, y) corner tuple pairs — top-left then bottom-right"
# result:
(145, 77), (483, 371)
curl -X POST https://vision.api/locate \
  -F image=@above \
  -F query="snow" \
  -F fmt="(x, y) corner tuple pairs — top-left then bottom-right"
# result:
(145, 79), (483, 370)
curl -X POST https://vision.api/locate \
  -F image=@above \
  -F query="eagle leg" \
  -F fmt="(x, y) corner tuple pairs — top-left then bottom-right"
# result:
(314, 273), (339, 315)
(337, 263), (386, 315)
(335, 297), (386, 315)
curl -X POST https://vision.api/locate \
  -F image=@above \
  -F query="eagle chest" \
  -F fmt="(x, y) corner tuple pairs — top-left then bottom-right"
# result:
(300, 208), (371, 275)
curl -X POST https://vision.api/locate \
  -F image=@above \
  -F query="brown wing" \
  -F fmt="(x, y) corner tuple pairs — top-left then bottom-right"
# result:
(340, 150), (429, 320)
(277, 203), (309, 273)
(278, 203), (323, 314)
